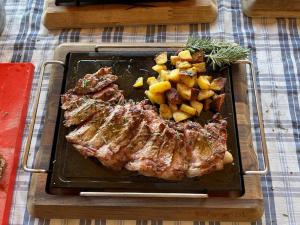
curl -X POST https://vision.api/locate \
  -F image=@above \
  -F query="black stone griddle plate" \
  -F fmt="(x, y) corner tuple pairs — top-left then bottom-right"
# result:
(46, 50), (244, 196)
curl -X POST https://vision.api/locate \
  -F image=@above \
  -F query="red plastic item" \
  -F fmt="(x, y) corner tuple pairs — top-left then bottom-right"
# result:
(0, 63), (34, 225)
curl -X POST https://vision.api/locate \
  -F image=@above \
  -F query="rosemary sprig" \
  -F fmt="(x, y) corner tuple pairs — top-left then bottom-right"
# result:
(185, 37), (250, 70)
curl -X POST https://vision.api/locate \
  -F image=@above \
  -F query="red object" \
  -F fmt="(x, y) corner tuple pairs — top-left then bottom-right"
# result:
(0, 63), (34, 225)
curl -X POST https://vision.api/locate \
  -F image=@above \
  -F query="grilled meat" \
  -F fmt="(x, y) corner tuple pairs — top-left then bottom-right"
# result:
(61, 67), (231, 180)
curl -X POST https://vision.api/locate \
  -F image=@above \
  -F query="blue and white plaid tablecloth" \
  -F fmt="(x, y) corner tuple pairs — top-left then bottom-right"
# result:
(0, 0), (300, 224)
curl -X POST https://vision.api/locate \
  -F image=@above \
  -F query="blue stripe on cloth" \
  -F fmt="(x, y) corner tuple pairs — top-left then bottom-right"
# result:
(287, 18), (300, 168)
(277, 18), (299, 225)
(102, 27), (113, 43)
(242, 14), (277, 225)
(230, 1), (278, 225)
(157, 25), (166, 43)
(146, 25), (155, 43)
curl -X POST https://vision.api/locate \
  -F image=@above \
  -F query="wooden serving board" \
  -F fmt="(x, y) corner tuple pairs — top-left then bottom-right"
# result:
(242, 0), (300, 18)
(42, 0), (217, 29)
(27, 43), (263, 221)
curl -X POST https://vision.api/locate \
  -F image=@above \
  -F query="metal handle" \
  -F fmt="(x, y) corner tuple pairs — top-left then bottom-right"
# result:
(80, 192), (208, 198)
(234, 59), (269, 175)
(22, 60), (65, 173)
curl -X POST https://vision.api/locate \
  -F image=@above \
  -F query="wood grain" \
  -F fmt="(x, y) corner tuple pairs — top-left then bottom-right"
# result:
(242, 0), (300, 17)
(27, 43), (263, 221)
(42, 0), (217, 29)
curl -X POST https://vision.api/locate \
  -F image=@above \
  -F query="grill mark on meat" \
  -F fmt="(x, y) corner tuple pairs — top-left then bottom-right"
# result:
(61, 67), (229, 180)
(85, 105), (126, 151)
(66, 105), (112, 145)
(74, 73), (118, 95)
(159, 130), (187, 180)
(63, 99), (99, 127)
(126, 123), (167, 177)
(95, 105), (143, 170)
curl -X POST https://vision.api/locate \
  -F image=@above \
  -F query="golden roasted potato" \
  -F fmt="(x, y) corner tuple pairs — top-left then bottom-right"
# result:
(197, 76), (211, 90)
(170, 55), (180, 65)
(211, 93), (225, 112)
(168, 69), (180, 82)
(192, 62), (206, 73)
(155, 52), (167, 65)
(190, 100), (203, 116)
(176, 61), (192, 69)
(178, 50), (193, 61)
(133, 77), (143, 88)
(223, 151), (233, 164)
(180, 104), (197, 116)
(198, 90), (215, 101)
(173, 111), (191, 122)
(191, 51), (204, 63)
(159, 104), (172, 120)
(180, 74), (196, 88)
(166, 88), (182, 104)
(177, 83), (192, 100)
(210, 77), (227, 91)
(169, 103), (178, 113)
(159, 70), (170, 81)
(204, 75), (213, 82)
(145, 90), (165, 104)
(203, 98), (213, 111)
(149, 81), (171, 93)
(152, 64), (167, 73)
(147, 76), (158, 86)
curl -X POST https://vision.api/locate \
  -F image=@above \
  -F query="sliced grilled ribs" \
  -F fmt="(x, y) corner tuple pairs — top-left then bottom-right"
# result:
(61, 67), (229, 180)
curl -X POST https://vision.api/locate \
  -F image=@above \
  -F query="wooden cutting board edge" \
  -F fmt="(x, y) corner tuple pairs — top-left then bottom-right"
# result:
(42, 0), (218, 29)
(27, 43), (263, 221)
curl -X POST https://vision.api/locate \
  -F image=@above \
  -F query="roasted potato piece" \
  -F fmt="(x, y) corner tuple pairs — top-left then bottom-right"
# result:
(190, 100), (203, 116)
(166, 88), (182, 104)
(192, 62), (206, 73)
(179, 68), (197, 77)
(169, 103), (178, 112)
(180, 104), (196, 116)
(203, 98), (213, 111)
(211, 93), (225, 112)
(176, 61), (192, 69)
(168, 69), (180, 82)
(152, 64), (167, 73)
(170, 55), (180, 65)
(177, 83), (192, 100)
(149, 81), (171, 93)
(145, 90), (165, 104)
(198, 90), (215, 101)
(223, 151), (233, 164)
(173, 111), (191, 122)
(180, 74), (196, 87)
(159, 104), (172, 120)
(197, 76), (211, 90)
(191, 51), (204, 63)
(133, 77), (143, 88)
(147, 76), (158, 86)
(178, 50), (193, 61)
(191, 88), (200, 100)
(159, 70), (169, 81)
(155, 52), (167, 65)
(210, 77), (227, 91)
(204, 75), (213, 82)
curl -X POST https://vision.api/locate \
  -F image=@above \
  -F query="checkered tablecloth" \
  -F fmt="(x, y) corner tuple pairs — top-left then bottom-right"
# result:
(0, 0), (300, 224)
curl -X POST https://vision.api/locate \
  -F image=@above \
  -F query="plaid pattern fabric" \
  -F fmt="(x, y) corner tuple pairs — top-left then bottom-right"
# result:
(0, 0), (299, 224)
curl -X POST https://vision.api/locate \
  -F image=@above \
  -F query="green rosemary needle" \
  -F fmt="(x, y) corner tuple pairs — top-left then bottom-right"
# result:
(185, 37), (250, 70)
